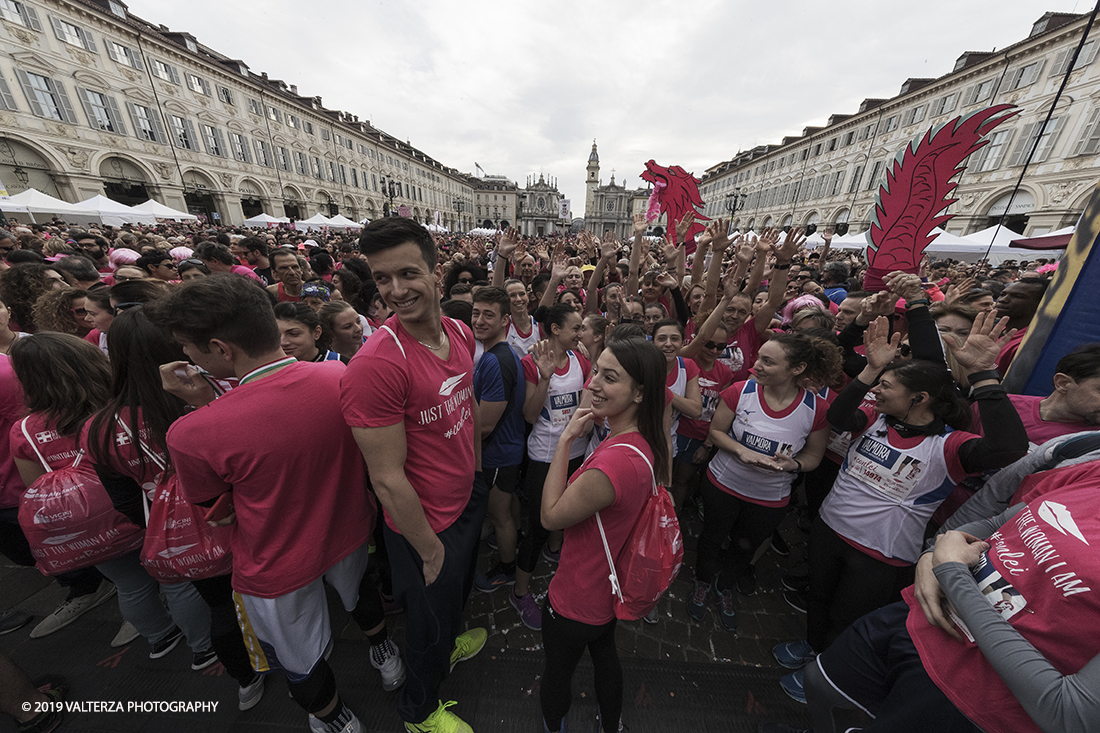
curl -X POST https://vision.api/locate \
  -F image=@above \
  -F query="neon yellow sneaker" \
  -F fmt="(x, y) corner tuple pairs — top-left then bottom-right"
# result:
(449, 627), (487, 672)
(403, 700), (473, 733)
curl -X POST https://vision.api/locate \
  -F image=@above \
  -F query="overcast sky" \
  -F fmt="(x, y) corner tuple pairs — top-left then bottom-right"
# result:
(139, 0), (1080, 212)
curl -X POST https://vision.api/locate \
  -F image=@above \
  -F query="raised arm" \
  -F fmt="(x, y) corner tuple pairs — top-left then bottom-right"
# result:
(585, 233), (619, 315)
(682, 266), (739, 360)
(537, 247), (568, 310)
(699, 219), (734, 314)
(754, 227), (804, 333)
(492, 227), (519, 288)
(691, 226), (712, 287)
(626, 212), (646, 302)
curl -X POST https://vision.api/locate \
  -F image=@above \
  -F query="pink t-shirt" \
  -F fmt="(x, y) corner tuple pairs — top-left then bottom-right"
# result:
(996, 328), (1026, 375)
(0, 356), (26, 508)
(341, 316), (477, 534)
(230, 264), (264, 283)
(80, 409), (166, 499)
(719, 320), (763, 382)
(975, 394), (1094, 447)
(678, 359), (734, 440)
(548, 431), (653, 625)
(168, 361), (375, 598)
(10, 413), (80, 473)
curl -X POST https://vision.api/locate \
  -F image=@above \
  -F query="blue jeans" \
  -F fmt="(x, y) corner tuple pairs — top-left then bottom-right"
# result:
(95, 550), (211, 652)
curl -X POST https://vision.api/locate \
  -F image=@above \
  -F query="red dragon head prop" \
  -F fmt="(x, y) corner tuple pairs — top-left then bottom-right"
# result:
(640, 160), (710, 253)
(863, 104), (1018, 291)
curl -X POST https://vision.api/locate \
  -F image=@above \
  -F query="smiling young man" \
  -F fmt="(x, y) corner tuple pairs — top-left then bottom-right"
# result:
(469, 287), (525, 596)
(340, 218), (489, 733)
(151, 275), (397, 733)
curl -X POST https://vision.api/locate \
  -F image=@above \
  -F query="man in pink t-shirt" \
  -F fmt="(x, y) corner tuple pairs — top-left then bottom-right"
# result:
(342, 218), (488, 733)
(194, 241), (264, 283)
(152, 275), (392, 733)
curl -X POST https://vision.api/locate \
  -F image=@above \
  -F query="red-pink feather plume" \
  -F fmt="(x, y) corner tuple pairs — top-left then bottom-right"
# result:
(863, 104), (1019, 291)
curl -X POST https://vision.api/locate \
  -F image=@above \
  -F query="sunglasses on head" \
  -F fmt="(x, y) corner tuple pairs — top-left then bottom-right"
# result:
(113, 302), (143, 315)
(899, 343), (912, 357)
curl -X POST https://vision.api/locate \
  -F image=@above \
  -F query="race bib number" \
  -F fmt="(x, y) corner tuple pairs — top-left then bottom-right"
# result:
(827, 429), (852, 457)
(846, 435), (924, 502)
(549, 391), (579, 428)
(950, 550), (1027, 642)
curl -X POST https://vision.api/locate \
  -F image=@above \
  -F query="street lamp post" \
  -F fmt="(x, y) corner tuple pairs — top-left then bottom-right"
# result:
(724, 188), (746, 234)
(453, 198), (464, 230)
(384, 179), (399, 217)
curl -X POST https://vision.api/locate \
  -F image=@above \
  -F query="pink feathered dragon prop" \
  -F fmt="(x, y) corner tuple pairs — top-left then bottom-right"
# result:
(640, 160), (710, 254)
(863, 104), (1018, 291)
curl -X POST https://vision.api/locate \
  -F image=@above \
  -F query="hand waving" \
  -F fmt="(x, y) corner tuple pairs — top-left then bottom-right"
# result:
(863, 316), (901, 371)
(946, 311), (1015, 373)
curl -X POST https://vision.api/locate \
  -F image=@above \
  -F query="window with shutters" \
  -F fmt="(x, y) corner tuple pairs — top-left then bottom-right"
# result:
(266, 106), (280, 123)
(286, 114), (298, 129)
(186, 74), (211, 96)
(867, 160), (884, 190)
(340, 165), (348, 185)
(107, 41), (142, 70)
(1007, 118), (1064, 166)
(829, 171), (846, 196)
(304, 121), (313, 135)
(294, 151), (308, 175)
(275, 146), (290, 171)
(1071, 108), (1100, 156)
(254, 140), (271, 167)
(933, 93), (958, 116)
(848, 165), (864, 193)
(334, 133), (342, 146)
(1007, 60), (1045, 91)
(969, 129), (1014, 171)
(151, 59), (178, 84)
(168, 115), (195, 150)
(813, 175), (828, 199)
(51, 18), (95, 52)
(247, 98), (262, 115)
(127, 102), (163, 143)
(1050, 41), (1099, 76)
(372, 174), (377, 191)
(18, 71), (75, 122)
(230, 132), (250, 163)
(217, 86), (233, 105)
(201, 124), (224, 156)
(328, 161), (337, 182)
(321, 128), (330, 141)
(903, 104), (926, 127)
(0, 1), (41, 29)
(351, 169), (359, 187)
(883, 115), (898, 132)
(859, 123), (875, 141)
(842, 131), (855, 147)
(311, 156), (323, 179)
(827, 137), (838, 152)
(78, 88), (123, 133)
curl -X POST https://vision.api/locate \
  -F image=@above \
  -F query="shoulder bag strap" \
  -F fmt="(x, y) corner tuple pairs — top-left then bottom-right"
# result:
(19, 416), (52, 473)
(115, 414), (167, 472)
(593, 440), (658, 603)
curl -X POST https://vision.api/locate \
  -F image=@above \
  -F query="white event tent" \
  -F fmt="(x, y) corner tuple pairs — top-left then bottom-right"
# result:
(132, 199), (199, 222)
(326, 214), (363, 230)
(294, 213), (333, 231)
(75, 195), (156, 227)
(242, 213), (285, 227)
(6, 188), (100, 224)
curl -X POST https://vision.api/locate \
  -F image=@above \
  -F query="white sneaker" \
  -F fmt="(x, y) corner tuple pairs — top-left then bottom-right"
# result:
(111, 620), (140, 647)
(238, 673), (265, 711)
(370, 639), (406, 692)
(30, 581), (117, 638)
(308, 705), (362, 733)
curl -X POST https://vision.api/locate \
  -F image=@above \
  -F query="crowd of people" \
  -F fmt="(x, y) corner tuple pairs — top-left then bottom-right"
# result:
(0, 210), (1096, 733)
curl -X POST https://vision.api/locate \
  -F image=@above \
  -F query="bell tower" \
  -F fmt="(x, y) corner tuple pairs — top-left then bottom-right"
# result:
(585, 140), (599, 219)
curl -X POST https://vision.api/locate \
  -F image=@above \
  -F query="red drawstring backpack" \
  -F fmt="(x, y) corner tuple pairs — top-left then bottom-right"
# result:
(595, 443), (684, 620)
(117, 417), (233, 582)
(17, 418), (143, 575)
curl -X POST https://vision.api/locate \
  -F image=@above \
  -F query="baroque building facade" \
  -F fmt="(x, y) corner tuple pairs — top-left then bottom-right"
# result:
(0, 0), (478, 227)
(582, 141), (650, 240)
(473, 174), (517, 229)
(517, 173), (564, 237)
(699, 12), (1100, 238)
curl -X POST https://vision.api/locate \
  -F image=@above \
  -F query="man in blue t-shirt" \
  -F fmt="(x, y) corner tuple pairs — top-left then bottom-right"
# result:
(469, 287), (526, 593)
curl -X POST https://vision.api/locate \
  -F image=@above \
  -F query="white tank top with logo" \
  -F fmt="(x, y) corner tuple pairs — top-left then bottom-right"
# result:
(708, 380), (824, 504)
(668, 357), (688, 456)
(507, 320), (540, 358)
(527, 351), (587, 463)
(820, 413), (965, 564)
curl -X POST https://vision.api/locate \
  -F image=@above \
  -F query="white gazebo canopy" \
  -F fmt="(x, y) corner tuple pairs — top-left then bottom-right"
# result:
(132, 199), (199, 222)
(7, 188), (100, 224)
(242, 213), (283, 227)
(294, 213), (334, 231)
(326, 214), (363, 230)
(75, 194), (156, 226)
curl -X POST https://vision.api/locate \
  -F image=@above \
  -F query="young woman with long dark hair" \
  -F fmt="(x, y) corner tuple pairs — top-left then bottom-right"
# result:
(540, 337), (671, 733)
(8, 334), (212, 669)
(772, 313), (1029, 704)
(274, 302), (341, 363)
(511, 303), (588, 630)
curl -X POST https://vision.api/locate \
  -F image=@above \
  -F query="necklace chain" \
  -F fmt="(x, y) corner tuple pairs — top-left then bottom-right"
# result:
(414, 330), (447, 350)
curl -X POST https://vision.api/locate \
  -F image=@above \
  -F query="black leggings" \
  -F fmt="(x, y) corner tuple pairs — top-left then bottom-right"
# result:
(517, 457), (583, 574)
(540, 597), (621, 732)
(190, 574), (255, 684)
(806, 517), (914, 653)
(695, 476), (788, 592)
(803, 459), (841, 521)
